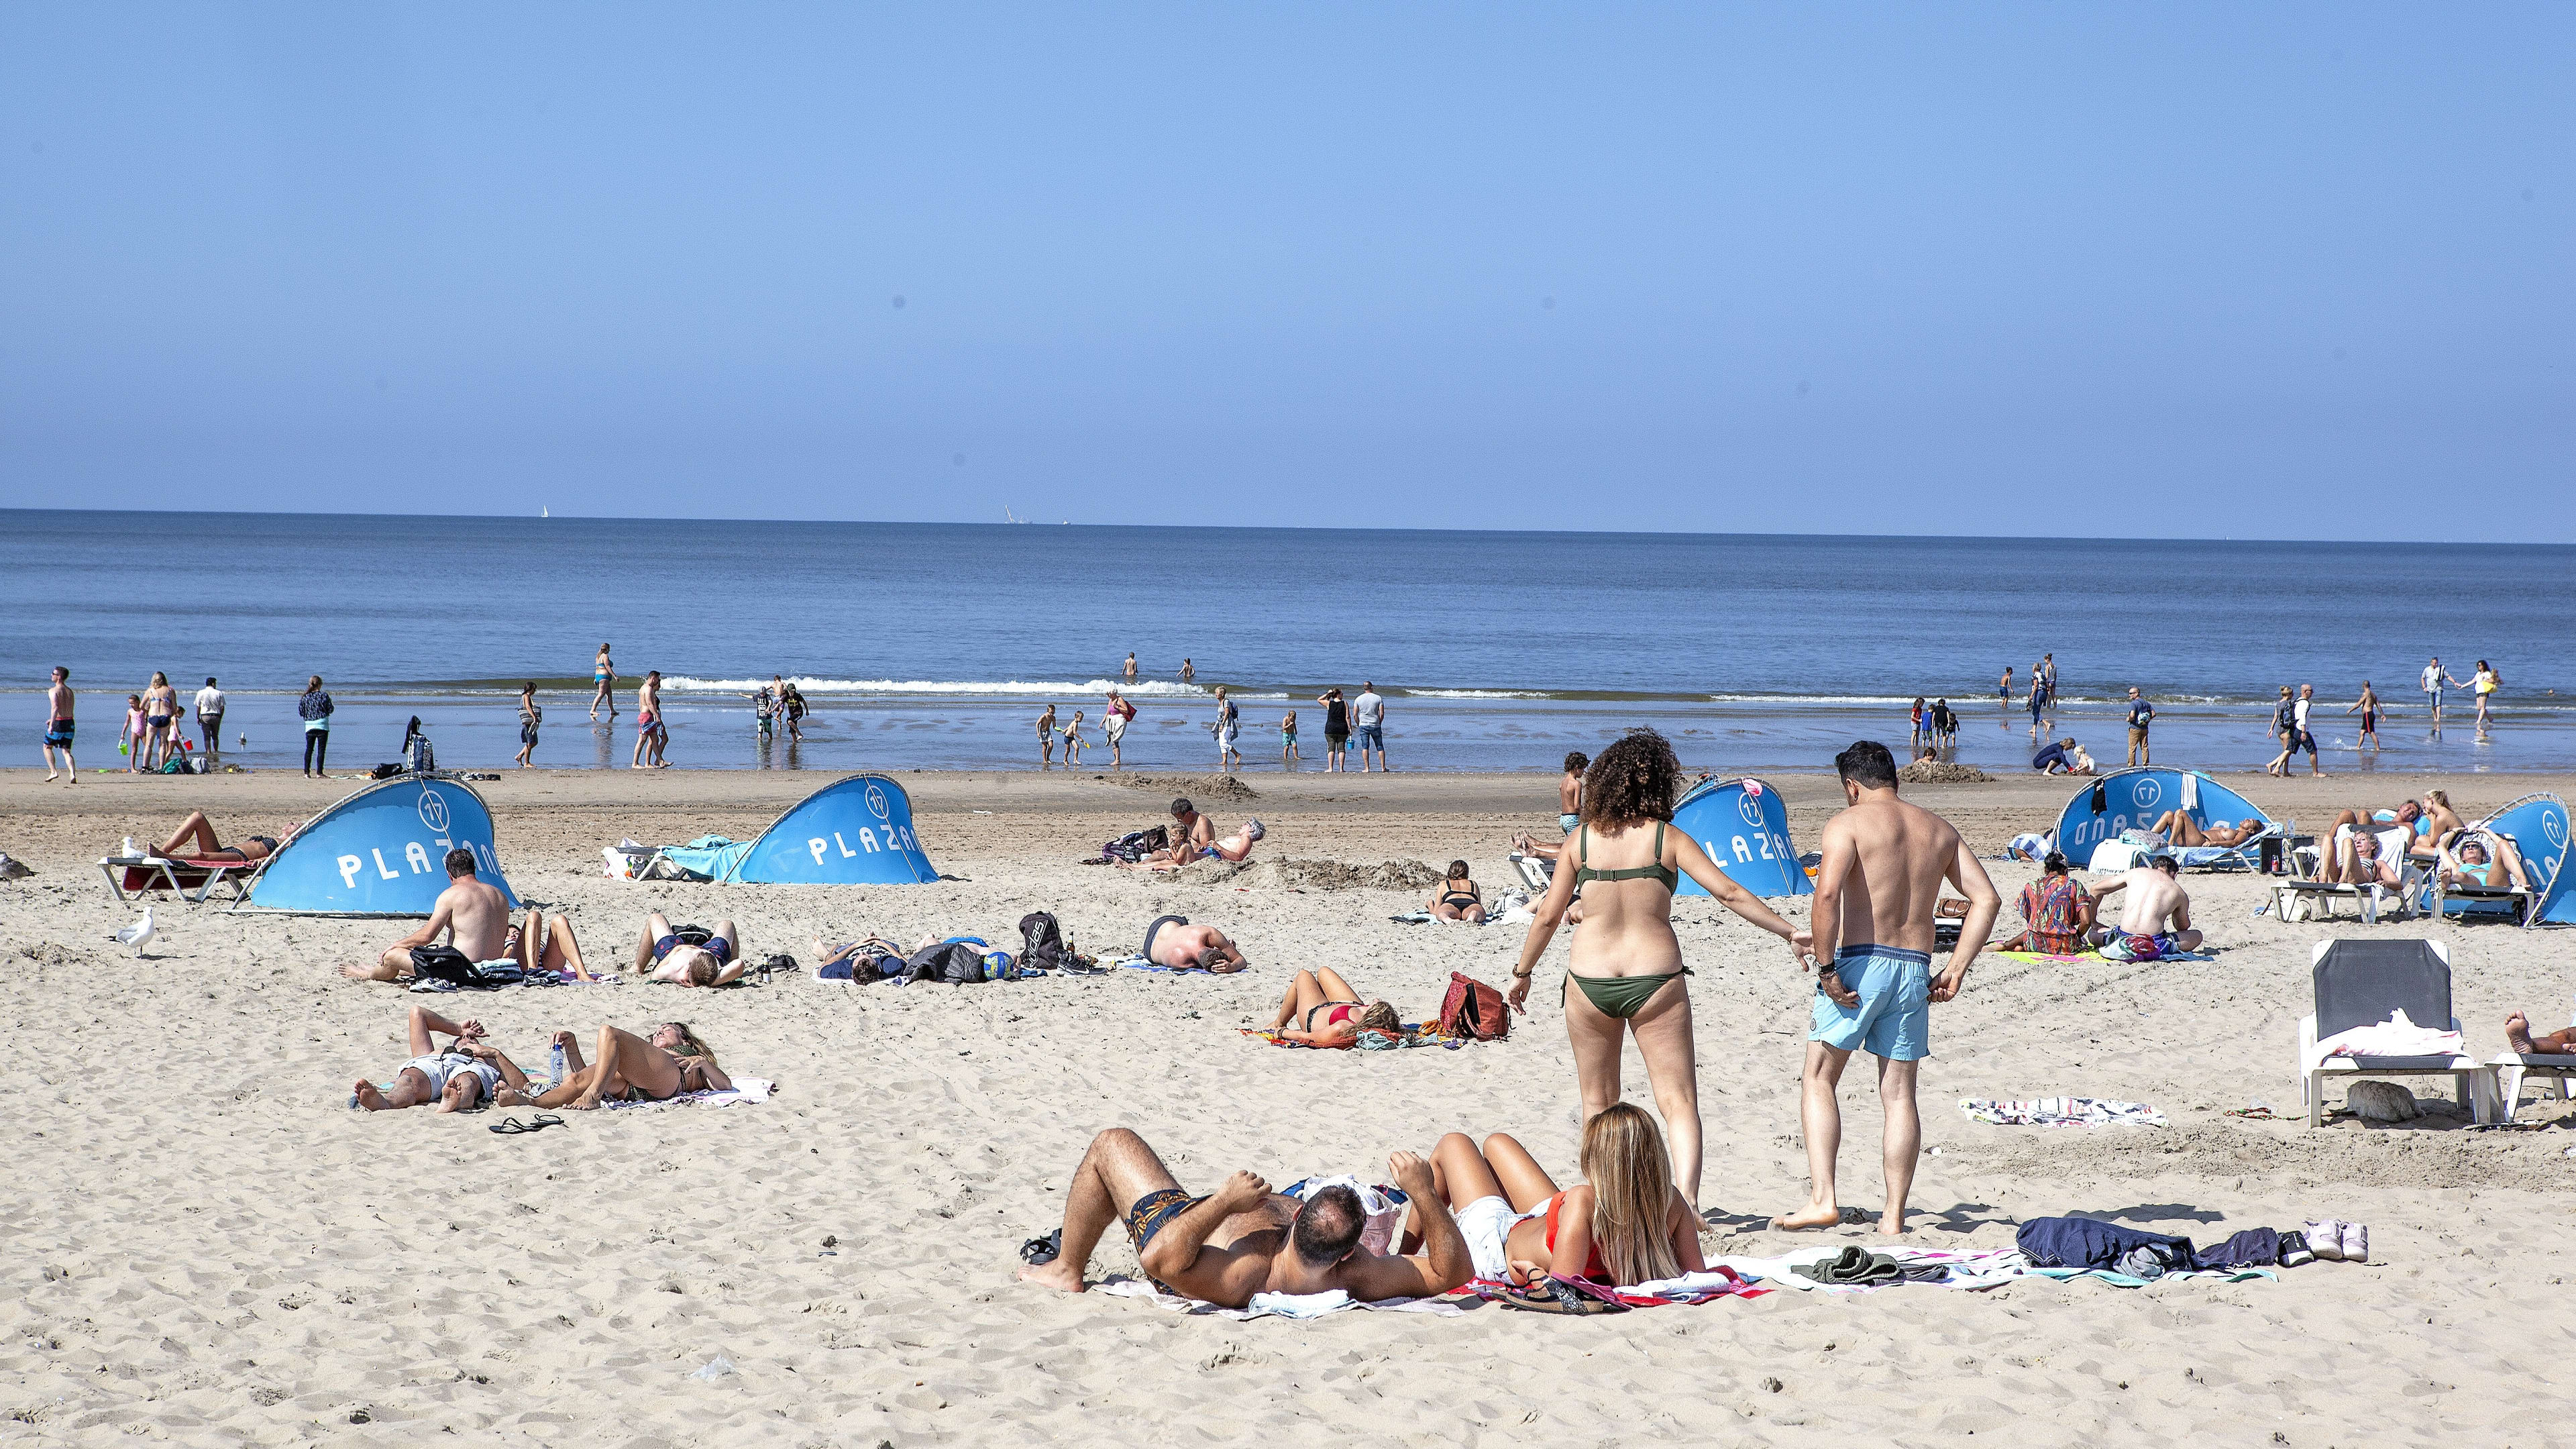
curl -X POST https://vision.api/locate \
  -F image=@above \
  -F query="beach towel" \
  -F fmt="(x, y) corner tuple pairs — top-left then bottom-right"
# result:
(1097, 1277), (1464, 1320)
(1992, 947), (2212, 967)
(1239, 1024), (1464, 1051)
(2307, 1008), (2463, 1072)
(1960, 1097), (2168, 1128)
(1456, 1267), (1768, 1308)
(602, 1077), (776, 1111)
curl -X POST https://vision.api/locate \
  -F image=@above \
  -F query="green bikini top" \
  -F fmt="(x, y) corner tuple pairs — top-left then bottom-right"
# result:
(1572, 822), (1678, 891)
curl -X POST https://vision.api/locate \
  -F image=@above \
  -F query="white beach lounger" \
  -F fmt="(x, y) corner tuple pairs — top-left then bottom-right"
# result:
(1506, 852), (1552, 894)
(2271, 845), (2420, 924)
(2490, 1051), (2576, 1121)
(97, 852), (255, 907)
(2296, 939), (2497, 1127)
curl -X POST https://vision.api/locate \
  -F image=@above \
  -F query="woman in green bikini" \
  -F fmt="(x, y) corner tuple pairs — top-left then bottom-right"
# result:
(1505, 729), (1809, 1205)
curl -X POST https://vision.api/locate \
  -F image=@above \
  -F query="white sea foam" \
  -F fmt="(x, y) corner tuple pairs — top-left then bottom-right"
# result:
(661, 676), (1214, 698)
(1408, 689), (1552, 700)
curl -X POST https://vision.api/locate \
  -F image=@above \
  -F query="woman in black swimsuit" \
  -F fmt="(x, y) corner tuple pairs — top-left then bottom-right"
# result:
(1430, 859), (1487, 922)
(156, 812), (282, 862)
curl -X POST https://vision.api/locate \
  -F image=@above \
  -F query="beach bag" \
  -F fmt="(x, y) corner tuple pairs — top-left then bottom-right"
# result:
(1438, 971), (1509, 1042)
(1017, 912), (1067, 972)
(409, 945), (517, 989)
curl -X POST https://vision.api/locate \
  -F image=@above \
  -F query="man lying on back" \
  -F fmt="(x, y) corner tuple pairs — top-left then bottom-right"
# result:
(1019, 1128), (1471, 1307)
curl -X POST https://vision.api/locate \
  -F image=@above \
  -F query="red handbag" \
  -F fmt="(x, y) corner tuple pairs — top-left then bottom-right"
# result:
(1438, 971), (1509, 1041)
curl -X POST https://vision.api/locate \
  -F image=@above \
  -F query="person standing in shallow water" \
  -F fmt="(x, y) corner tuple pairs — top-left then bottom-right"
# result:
(1504, 728), (1811, 1207)
(590, 644), (616, 721)
(1774, 740), (1999, 1237)
(1035, 704), (1057, 767)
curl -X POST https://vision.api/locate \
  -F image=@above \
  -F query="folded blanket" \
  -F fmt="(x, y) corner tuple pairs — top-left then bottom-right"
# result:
(2312, 1008), (2463, 1068)
(1960, 1097), (2168, 1128)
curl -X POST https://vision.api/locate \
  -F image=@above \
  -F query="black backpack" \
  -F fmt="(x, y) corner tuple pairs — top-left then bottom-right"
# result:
(1018, 912), (1067, 972)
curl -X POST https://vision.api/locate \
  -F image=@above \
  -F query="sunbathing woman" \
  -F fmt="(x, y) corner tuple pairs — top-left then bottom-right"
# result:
(1405, 1103), (1704, 1288)
(536, 1021), (729, 1110)
(2438, 835), (2531, 893)
(1265, 967), (1400, 1047)
(2145, 810), (2264, 848)
(1507, 729), (1809, 1205)
(1431, 860), (1487, 922)
(155, 811), (283, 863)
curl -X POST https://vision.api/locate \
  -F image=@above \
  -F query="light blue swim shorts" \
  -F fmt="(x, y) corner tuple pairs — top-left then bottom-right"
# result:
(1809, 945), (1931, 1061)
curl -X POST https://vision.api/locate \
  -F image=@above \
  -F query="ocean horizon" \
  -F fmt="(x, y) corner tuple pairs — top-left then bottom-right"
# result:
(9, 508), (2571, 775)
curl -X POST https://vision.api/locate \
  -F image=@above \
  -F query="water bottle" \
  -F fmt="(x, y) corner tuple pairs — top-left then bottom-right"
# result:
(550, 1041), (568, 1085)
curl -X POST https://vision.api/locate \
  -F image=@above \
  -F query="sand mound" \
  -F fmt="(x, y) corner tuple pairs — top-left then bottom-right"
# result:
(1096, 772), (1257, 803)
(1169, 857), (1443, 891)
(1899, 760), (1995, 784)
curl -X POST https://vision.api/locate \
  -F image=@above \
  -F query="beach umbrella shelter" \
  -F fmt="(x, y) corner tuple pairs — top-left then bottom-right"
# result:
(2054, 767), (2273, 866)
(237, 775), (518, 916)
(719, 773), (937, 885)
(1672, 775), (1811, 898)
(2464, 793), (2573, 926)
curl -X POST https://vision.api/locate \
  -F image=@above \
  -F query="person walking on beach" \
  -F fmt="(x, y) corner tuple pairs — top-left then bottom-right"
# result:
(515, 682), (542, 768)
(2347, 681), (2386, 751)
(1036, 704), (1058, 767)
(1319, 688), (1350, 771)
(631, 671), (667, 768)
(1122, 653), (1138, 683)
(1061, 710), (1085, 765)
(298, 676), (334, 777)
(780, 682), (806, 742)
(1505, 729), (1811, 1206)
(2272, 682), (2324, 776)
(193, 677), (225, 765)
(41, 666), (76, 784)
(1353, 682), (1388, 771)
(1212, 686), (1241, 770)
(2263, 686), (2296, 775)
(1104, 689), (1136, 769)
(2469, 659), (2502, 735)
(590, 644), (616, 722)
(2039, 653), (2058, 708)
(1558, 751), (1588, 833)
(2124, 687), (2154, 767)
(2025, 670), (2047, 739)
(2420, 657), (2446, 728)
(1909, 697), (1927, 752)
(141, 672), (180, 771)
(121, 694), (148, 772)
(1774, 741), (1999, 1236)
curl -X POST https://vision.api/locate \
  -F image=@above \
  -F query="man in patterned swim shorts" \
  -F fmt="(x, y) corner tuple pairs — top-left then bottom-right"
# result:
(1017, 1128), (1470, 1307)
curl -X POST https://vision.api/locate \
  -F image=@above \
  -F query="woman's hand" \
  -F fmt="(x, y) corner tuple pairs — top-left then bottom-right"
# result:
(1506, 970), (1532, 1013)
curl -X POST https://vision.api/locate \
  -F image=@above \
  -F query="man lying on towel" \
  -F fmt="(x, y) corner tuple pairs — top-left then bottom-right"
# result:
(631, 910), (747, 987)
(2084, 854), (2203, 956)
(341, 848), (515, 981)
(352, 1005), (536, 1112)
(1140, 914), (1248, 972)
(1018, 1128), (1471, 1307)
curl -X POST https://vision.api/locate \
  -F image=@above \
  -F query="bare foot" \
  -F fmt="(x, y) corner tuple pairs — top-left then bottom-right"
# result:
(1876, 1218), (1909, 1237)
(2506, 1012), (2536, 1055)
(43, 773), (56, 783)
(1771, 1205), (1844, 1231)
(352, 1079), (390, 1111)
(1018, 1260), (1088, 1293)
(339, 962), (387, 979)
(564, 1092), (604, 1111)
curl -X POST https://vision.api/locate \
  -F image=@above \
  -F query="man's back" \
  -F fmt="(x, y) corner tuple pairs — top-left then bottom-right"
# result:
(1823, 796), (1960, 954)
(441, 879), (512, 960)
(2112, 869), (2187, 932)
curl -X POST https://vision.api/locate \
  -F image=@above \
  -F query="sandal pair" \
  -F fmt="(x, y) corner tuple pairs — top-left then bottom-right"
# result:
(488, 1114), (567, 1135)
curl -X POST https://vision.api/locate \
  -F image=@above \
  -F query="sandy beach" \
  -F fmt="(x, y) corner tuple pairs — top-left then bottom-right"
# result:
(3, 763), (2571, 1446)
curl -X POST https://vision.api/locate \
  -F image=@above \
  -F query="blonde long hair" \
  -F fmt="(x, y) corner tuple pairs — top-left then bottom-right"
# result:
(1580, 1104), (1682, 1286)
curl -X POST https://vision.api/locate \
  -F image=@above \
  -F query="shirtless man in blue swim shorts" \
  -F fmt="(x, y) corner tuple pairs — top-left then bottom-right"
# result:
(1774, 740), (2000, 1236)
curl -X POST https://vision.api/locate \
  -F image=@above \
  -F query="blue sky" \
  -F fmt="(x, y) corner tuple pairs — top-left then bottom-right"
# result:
(3, 4), (2568, 537)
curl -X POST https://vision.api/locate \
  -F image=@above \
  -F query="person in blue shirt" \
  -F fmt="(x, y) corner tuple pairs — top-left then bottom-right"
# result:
(2032, 737), (2094, 775)
(2124, 687), (2155, 767)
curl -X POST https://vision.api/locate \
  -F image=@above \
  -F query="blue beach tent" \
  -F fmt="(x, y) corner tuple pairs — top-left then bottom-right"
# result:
(2453, 793), (2573, 927)
(239, 775), (518, 916)
(697, 773), (938, 885)
(2055, 768), (2276, 869)
(1672, 775), (1811, 898)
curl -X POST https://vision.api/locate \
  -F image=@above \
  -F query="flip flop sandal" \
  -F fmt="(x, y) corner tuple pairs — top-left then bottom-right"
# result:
(1497, 1276), (1628, 1315)
(488, 1114), (568, 1135)
(1019, 1229), (1062, 1267)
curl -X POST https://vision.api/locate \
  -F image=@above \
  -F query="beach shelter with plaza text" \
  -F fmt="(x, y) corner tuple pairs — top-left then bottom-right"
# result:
(2054, 767), (2278, 870)
(1672, 775), (1811, 898)
(237, 774), (518, 916)
(715, 773), (938, 884)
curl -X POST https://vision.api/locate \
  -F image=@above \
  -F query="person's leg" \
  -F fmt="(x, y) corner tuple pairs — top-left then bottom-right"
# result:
(1020, 1127), (1185, 1293)
(1432, 900), (1463, 921)
(1313, 966), (1362, 1002)
(549, 1025), (683, 1109)
(1270, 969), (1329, 1029)
(354, 1066), (437, 1111)
(315, 730), (329, 775)
(2171, 928), (2204, 952)
(529, 912), (593, 979)
(711, 920), (739, 960)
(1562, 981), (1633, 1167)
(1773, 1043), (1854, 1229)
(340, 942), (417, 980)
(1462, 902), (1488, 924)
(159, 812), (221, 856)
(1873, 1055), (1921, 1235)
(1426, 1132), (1506, 1213)
(636, 912), (671, 969)
(1477, 1132), (1563, 1213)
(1624, 981), (1703, 1203)
(2506, 1012), (2576, 1055)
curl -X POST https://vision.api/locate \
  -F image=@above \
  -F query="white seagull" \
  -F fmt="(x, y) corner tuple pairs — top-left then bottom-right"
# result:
(112, 909), (157, 958)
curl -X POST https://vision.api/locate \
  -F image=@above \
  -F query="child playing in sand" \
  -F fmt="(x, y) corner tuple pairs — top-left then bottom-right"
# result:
(1061, 710), (1085, 765)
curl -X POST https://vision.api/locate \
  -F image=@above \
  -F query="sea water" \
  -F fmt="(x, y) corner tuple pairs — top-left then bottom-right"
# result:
(5, 509), (2570, 776)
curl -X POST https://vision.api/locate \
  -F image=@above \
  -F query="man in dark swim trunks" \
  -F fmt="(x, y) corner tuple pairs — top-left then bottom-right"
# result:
(42, 665), (76, 784)
(1018, 1128), (1470, 1306)
(1140, 914), (1246, 972)
(633, 910), (747, 987)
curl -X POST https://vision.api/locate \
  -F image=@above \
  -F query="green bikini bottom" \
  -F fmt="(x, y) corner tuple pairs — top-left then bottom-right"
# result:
(1564, 969), (1689, 1020)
